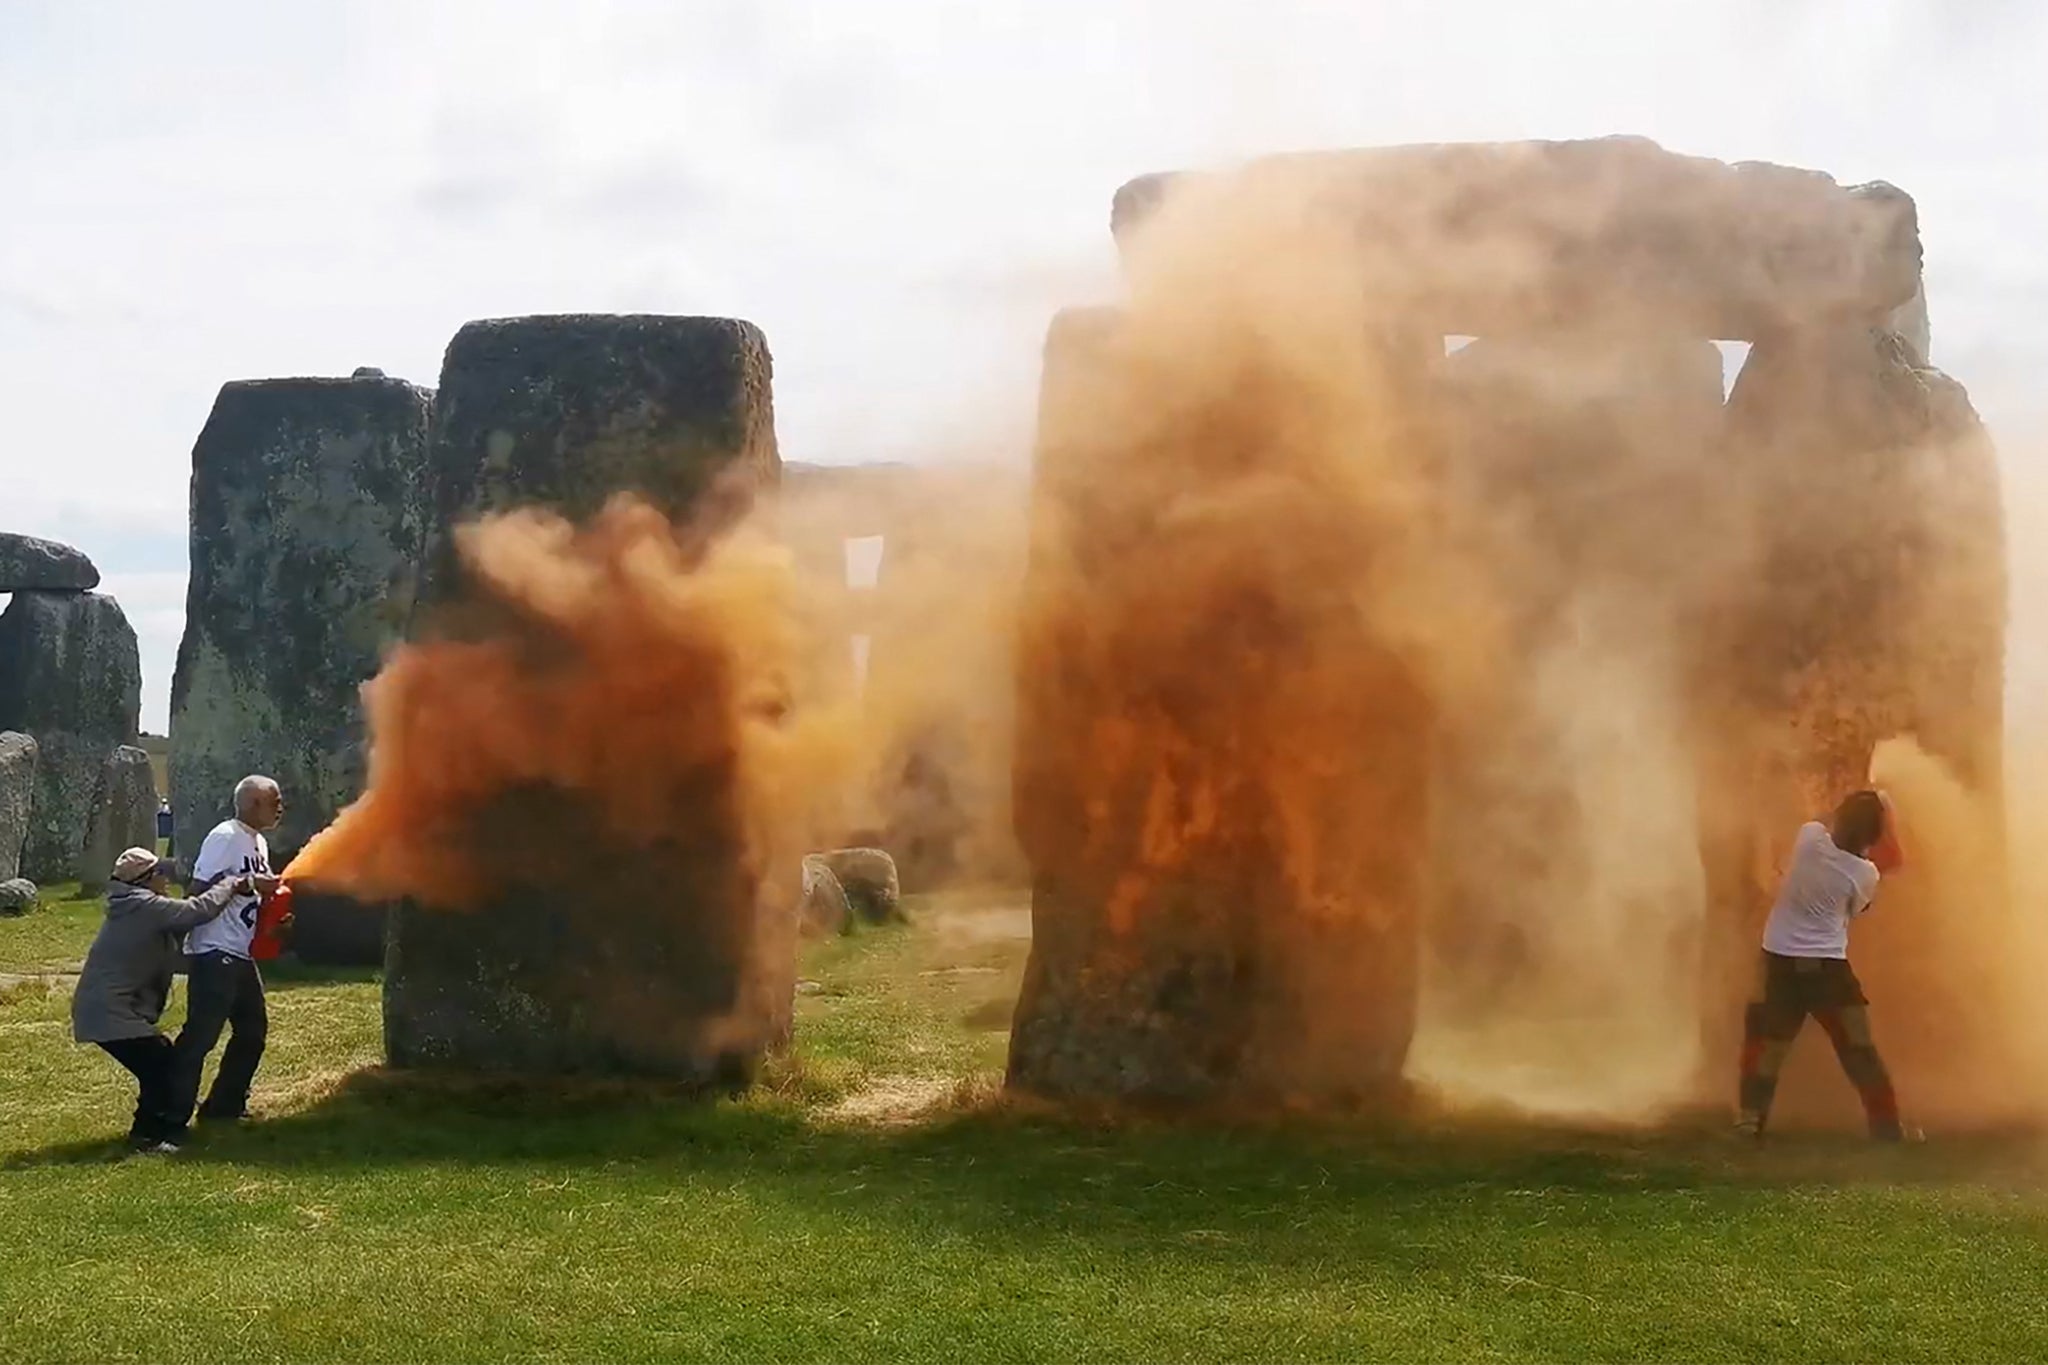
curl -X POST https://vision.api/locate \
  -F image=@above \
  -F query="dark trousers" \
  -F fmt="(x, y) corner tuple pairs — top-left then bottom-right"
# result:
(1736, 950), (1902, 1139)
(171, 951), (268, 1122)
(98, 1034), (183, 1145)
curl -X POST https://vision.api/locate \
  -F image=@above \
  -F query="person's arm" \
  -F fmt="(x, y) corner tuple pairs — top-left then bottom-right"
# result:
(1868, 791), (1905, 874)
(1846, 860), (1883, 919)
(151, 874), (256, 932)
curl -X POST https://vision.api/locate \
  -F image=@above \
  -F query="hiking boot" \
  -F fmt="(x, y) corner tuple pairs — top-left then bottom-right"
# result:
(1732, 1113), (1765, 1143)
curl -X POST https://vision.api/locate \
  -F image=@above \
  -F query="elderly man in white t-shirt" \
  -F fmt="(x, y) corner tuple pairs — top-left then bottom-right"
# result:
(169, 775), (285, 1127)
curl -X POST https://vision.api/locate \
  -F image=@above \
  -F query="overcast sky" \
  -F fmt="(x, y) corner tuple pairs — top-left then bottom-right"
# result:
(4, 0), (2045, 732)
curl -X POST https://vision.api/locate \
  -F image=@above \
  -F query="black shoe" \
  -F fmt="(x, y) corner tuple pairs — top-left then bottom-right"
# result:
(198, 1108), (252, 1123)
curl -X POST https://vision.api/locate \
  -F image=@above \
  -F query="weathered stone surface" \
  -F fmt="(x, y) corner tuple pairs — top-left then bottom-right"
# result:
(1699, 326), (2008, 1128)
(0, 532), (99, 592)
(0, 591), (140, 880)
(413, 314), (777, 602)
(385, 313), (787, 1082)
(822, 847), (901, 924)
(77, 745), (157, 893)
(1007, 308), (1431, 1107)
(0, 731), (35, 882)
(0, 878), (35, 915)
(169, 373), (433, 868)
(799, 853), (851, 934)
(1113, 137), (1922, 338)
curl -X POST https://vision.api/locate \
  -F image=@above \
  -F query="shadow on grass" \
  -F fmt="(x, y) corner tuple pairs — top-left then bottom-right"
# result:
(261, 958), (381, 991)
(14, 1064), (2044, 1220)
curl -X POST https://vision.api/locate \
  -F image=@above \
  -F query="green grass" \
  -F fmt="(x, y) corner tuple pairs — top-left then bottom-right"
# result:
(0, 882), (103, 975)
(4, 895), (2048, 1362)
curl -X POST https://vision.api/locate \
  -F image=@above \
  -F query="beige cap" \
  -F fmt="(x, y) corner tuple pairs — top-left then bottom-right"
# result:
(112, 847), (164, 885)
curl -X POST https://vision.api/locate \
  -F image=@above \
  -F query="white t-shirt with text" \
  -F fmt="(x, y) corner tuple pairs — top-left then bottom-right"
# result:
(183, 819), (271, 959)
(1760, 821), (1879, 960)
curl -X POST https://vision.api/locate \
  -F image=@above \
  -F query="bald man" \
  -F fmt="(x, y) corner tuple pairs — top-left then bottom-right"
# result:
(170, 775), (285, 1127)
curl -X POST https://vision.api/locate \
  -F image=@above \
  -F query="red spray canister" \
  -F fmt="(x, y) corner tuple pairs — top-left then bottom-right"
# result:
(250, 882), (295, 962)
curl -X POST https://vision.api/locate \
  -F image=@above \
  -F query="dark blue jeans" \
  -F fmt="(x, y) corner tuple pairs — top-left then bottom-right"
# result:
(171, 952), (268, 1122)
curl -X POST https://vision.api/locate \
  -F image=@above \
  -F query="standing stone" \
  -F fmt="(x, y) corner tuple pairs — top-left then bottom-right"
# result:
(169, 373), (433, 868)
(0, 532), (100, 592)
(77, 745), (159, 894)
(0, 731), (36, 882)
(1007, 308), (1433, 1107)
(1699, 325), (2007, 1128)
(0, 592), (140, 881)
(384, 313), (786, 1082)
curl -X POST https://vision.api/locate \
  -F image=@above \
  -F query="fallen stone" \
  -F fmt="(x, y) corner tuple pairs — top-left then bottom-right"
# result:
(0, 532), (100, 592)
(0, 591), (141, 881)
(799, 853), (851, 934)
(823, 847), (901, 924)
(169, 372), (433, 868)
(0, 732), (35, 882)
(77, 745), (158, 894)
(0, 878), (36, 915)
(385, 313), (787, 1083)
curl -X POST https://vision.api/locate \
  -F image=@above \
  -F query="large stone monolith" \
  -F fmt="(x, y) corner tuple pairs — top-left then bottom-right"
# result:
(1700, 324), (2009, 1128)
(383, 313), (787, 1083)
(0, 591), (140, 880)
(169, 373), (433, 865)
(168, 372), (431, 963)
(78, 745), (158, 893)
(0, 731), (36, 882)
(1006, 309), (1432, 1108)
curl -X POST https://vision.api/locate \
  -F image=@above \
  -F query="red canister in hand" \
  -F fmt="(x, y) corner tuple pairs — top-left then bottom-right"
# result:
(250, 882), (295, 962)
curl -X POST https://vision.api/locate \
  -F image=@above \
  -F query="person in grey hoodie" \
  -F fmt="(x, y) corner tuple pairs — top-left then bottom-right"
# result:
(72, 847), (278, 1152)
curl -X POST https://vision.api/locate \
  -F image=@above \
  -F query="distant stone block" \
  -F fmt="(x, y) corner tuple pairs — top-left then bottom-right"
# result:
(0, 591), (140, 880)
(78, 745), (157, 894)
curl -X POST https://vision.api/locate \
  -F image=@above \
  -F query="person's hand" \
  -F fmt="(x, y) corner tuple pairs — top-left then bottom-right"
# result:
(250, 873), (284, 897)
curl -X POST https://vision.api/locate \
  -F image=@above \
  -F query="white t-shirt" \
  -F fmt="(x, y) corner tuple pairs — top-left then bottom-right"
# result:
(1760, 821), (1879, 960)
(183, 819), (271, 959)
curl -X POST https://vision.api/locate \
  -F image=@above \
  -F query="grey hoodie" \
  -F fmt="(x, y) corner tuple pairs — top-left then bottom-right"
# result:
(70, 876), (246, 1043)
